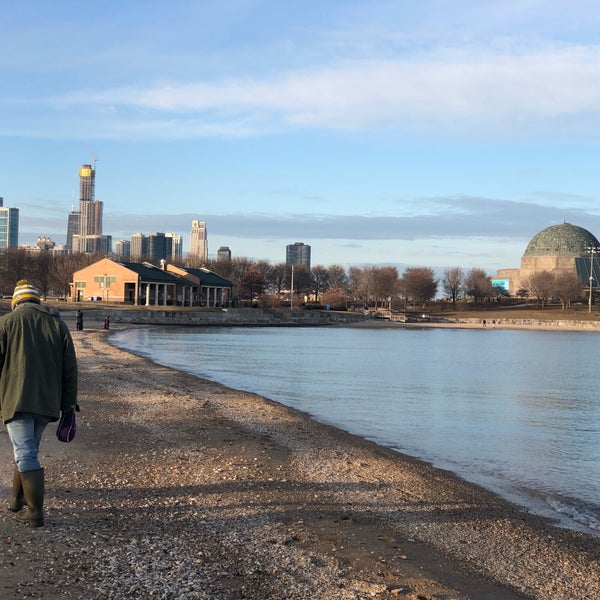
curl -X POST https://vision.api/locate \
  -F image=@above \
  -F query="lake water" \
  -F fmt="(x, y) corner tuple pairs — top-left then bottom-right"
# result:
(110, 325), (600, 536)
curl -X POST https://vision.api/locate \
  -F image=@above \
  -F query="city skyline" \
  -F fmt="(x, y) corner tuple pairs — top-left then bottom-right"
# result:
(3, 2), (600, 273)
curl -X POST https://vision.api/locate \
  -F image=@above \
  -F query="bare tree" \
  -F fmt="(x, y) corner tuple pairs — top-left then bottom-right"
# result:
(371, 266), (399, 308)
(240, 265), (265, 303)
(228, 258), (254, 301)
(348, 266), (375, 308)
(265, 263), (287, 297)
(287, 265), (311, 304)
(204, 258), (233, 281)
(186, 253), (208, 268)
(321, 286), (348, 310)
(254, 260), (273, 288)
(327, 264), (348, 292)
(51, 253), (97, 299)
(347, 266), (364, 306)
(554, 272), (583, 309)
(0, 249), (33, 294)
(310, 265), (331, 302)
(31, 253), (53, 299)
(464, 268), (493, 302)
(527, 271), (555, 308)
(443, 266), (463, 306)
(399, 267), (438, 309)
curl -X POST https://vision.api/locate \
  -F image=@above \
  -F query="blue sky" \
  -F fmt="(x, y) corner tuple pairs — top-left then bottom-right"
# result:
(2, 0), (600, 273)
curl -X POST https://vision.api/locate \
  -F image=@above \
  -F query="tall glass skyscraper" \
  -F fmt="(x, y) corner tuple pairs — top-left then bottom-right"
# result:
(286, 242), (311, 268)
(148, 232), (171, 263)
(166, 233), (183, 261)
(0, 197), (19, 250)
(65, 210), (80, 252)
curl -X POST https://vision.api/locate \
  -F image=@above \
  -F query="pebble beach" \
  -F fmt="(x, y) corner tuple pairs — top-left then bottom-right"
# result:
(1, 324), (600, 599)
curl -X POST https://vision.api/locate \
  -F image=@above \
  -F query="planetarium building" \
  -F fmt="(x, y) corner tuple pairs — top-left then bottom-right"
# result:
(495, 222), (600, 295)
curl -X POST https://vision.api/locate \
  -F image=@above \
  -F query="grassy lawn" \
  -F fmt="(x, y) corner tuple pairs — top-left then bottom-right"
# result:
(427, 303), (600, 321)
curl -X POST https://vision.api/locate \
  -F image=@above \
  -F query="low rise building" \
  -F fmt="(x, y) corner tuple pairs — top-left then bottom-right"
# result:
(71, 257), (232, 306)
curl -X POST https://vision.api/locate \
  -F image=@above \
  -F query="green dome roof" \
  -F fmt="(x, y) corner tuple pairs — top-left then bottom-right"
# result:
(524, 223), (600, 257)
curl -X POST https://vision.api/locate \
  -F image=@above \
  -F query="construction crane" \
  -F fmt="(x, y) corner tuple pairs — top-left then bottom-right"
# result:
(85, 142), (99, 171)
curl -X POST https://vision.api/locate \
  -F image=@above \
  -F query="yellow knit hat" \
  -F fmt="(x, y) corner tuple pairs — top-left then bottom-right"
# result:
(11, 280), (41, 310)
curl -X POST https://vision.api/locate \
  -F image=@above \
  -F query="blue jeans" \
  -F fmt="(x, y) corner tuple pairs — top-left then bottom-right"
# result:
(6, 412), (51, 472)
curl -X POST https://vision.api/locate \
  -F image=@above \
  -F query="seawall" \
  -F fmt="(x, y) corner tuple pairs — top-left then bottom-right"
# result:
(47, 305), (600, 331)
(58, 306), (371, 327)
(449, 316), (600, 330)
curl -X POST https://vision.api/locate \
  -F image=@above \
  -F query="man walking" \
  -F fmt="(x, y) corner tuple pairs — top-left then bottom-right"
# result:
(0, 280), (78, 527)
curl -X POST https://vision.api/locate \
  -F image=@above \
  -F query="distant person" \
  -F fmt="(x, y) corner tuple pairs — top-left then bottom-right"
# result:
(103, 315), (110, 330)
(76, 309), (83, 331)
(0, 280), (78, 527)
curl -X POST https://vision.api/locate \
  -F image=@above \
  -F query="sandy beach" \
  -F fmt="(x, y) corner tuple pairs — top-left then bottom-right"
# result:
(1, 322), (600, 599)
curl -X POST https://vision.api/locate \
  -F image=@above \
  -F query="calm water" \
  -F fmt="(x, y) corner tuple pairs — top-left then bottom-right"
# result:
(110, 326), (600, 535)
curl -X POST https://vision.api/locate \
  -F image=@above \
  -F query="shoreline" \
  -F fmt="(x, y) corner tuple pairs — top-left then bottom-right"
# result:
(0, 325), (599, 598)
(110, 319), (600, 537)
(54, 304), (600, 333)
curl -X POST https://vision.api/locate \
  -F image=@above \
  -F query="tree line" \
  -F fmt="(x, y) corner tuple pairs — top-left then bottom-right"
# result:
(204, 259), (491, 310)
(0, 249), (587, 309)
(0, 250), (99, 300)
(443, 266), (586, 308)
(0, 251), (443, 307)
(198, 260), (589, 310)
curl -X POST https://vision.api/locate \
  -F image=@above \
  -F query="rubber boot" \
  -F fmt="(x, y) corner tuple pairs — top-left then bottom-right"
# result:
(15, 468), (44, 527)
(9, 465), (25, 512)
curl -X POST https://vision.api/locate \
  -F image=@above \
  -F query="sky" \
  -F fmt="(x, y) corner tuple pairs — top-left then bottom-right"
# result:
(3, 0), (600, 274)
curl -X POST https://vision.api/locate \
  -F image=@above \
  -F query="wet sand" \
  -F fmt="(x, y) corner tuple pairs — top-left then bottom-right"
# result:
(1, 325), (599, 599)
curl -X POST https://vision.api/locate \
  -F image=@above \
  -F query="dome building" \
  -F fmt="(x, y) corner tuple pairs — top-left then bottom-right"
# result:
(496, 222), (600, 295)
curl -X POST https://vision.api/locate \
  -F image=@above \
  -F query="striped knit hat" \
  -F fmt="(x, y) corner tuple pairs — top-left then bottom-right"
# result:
(11, 280), (41, 310)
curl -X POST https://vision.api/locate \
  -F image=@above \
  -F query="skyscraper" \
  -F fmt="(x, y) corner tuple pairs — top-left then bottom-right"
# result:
(114, 240), (131, 259)
(80, 197), (103, 236)
(286, 242), (311, 269)
(71, 163), (111, 254)
(130, 233), (147, 259)
(148, 232), (171, 263)
(217, 246), (232, 262)
(166, 233), (183, 261)
(0, 197), (18, 250)
(79, 164), (95, 203)
(65, 209), (80, 252)
(189, 220), (208, 263)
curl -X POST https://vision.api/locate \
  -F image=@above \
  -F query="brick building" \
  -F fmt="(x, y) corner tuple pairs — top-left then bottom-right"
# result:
(71, 258), (232, 306)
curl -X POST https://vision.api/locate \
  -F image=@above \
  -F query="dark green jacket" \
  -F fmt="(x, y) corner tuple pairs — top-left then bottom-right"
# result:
(0, 303), (78, 424)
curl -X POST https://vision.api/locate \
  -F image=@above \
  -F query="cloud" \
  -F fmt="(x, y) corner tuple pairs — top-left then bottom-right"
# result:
(101, 195), (600, 243)
(5, 45), (600, 140)
(19, 192), (600, 251)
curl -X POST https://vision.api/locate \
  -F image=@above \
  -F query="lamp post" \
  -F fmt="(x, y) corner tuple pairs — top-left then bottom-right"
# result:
(588, 247), (598, 313)
(290, 264), (294, 310)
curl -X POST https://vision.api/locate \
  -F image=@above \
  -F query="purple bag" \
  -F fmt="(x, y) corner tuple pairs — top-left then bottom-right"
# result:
(56, 409), (76, 443)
